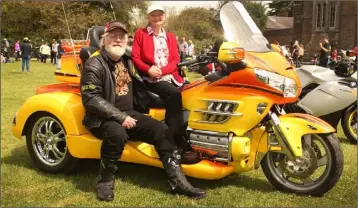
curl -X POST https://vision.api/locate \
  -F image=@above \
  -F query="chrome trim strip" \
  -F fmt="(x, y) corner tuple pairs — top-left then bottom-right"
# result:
(194, 118), (231, 124)
(227, 133), (233, 162)
(190, 139), (228, 147)
(187, 127), (228, 136)
(200, 99), (240, 105)
(215, 157), (229, 162)
(194, 109), (243, 116)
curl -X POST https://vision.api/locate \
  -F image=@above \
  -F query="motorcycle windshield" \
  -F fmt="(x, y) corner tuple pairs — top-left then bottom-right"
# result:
(220, 1), (272, 52)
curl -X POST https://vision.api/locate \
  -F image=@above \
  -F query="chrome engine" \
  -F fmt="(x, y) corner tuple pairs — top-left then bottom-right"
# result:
(187, 128), (232, 162)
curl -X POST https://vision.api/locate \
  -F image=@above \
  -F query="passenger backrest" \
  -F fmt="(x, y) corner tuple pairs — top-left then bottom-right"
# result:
(79, 26), (105, 64)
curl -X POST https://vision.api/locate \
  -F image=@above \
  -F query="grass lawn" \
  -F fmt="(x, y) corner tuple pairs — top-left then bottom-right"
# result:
(1, 60), (357, 207)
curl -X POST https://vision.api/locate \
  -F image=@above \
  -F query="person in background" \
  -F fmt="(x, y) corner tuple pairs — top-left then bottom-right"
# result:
(3, 38), (11, 63)
(1, 53), (6, 63)
(319, 35), (331, 67)
(132, 4), (202, 164)
(20, 37), (32, 73)
(39, 42), (45, 63)
(51, 39), (58, 64)
(187, 40), (194, 58)
(40, 42), (51, 63)
(14, 40), (21, 61)
(179, 37), (188, 61)
(127, 35), (134, 46)
(56, 39), (64, 69)
(298, 43), (305, 67)
(291, 40), (300, 65)
(331, 46), (338, 64)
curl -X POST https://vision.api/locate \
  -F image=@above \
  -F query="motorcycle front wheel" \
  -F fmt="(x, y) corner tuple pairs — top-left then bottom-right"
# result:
(261, 133), (343, 196)
(342, 106), (357, 144)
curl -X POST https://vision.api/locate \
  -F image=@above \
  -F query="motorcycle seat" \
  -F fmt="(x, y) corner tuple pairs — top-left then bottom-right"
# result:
(79, 26), (131, 64)
(148, 91), (165, 108)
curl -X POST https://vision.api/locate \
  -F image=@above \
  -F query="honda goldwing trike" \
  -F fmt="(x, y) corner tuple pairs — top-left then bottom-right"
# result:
(11, 1), (343, 196)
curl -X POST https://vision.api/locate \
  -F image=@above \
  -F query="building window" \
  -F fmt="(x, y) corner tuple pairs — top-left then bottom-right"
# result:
(322, 3), (326, 28)
(329, 4), (336, 28)
(316, 3), (321, 28)
(316, 2), (328, 29)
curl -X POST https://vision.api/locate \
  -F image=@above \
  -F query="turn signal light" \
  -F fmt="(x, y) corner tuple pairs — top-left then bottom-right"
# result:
(233, 48), (245, 60)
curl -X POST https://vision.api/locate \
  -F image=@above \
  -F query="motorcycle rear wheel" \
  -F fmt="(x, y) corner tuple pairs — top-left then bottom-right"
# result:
(341, 106), (357, 144)
(261, 133), (343, 196)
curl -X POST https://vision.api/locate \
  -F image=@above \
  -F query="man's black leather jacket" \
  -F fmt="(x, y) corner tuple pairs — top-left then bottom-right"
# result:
(80, 49), (155, 129)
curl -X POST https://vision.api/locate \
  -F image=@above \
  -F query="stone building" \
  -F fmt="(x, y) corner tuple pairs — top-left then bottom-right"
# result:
(263, 16), (293, 47)
(292, 1), (357, 59)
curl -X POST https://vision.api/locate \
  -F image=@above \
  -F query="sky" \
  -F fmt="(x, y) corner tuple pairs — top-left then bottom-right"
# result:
(152, 1), (271, 12)
(151, 1), (219, 11)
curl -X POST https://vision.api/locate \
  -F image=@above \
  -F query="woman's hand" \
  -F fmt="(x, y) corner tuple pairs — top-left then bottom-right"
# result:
(148, 66), (162, 79)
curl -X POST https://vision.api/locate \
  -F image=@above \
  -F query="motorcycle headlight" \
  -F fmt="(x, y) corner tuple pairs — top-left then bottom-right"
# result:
(254, 68), (298, 97)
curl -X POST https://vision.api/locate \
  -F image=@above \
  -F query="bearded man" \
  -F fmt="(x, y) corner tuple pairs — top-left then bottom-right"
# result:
(80, 20), (206, 201)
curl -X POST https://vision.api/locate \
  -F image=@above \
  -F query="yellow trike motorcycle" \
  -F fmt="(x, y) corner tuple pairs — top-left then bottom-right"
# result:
(11, 2), (342, 196)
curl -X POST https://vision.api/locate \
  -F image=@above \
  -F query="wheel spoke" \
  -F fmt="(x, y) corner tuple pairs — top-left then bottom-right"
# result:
(276, 160), (287, 177)
(51, 147), (62, 160)
(317, 155), (328, 167)
(44, 146), (50, 159)
(36, 131), (47, 144)
(53, 145), (65, 157)
(54, 136), (65, 144)
(303, 134), (312, 146)
(300, 176), (314, 185)
(45, 120), (54, 134)
(53, 129), (64, 137)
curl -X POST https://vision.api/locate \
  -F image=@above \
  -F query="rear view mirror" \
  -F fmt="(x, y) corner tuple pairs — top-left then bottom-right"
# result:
(218, 42), (245, 63)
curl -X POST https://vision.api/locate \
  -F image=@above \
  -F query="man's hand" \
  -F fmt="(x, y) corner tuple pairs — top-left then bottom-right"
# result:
(148, 66), (162, 79)
(122, 116), (137, 129)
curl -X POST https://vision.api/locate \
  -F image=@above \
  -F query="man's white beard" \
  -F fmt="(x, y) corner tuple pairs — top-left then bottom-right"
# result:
(105, 45), (126, 60)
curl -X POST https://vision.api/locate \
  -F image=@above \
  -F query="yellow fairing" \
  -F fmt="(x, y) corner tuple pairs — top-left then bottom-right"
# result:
(229, 127), (269, 173)
(55, 53), (81, 84)
(12, 92), (89, 139)
(148, 108), (165, 121)
(278, 113), (336, 157)
(67, 134), (234, 180)
(186, 88), (274, 136)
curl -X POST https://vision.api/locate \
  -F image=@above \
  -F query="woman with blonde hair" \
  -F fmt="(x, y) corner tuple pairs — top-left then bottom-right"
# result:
(131, 5), (202, 164)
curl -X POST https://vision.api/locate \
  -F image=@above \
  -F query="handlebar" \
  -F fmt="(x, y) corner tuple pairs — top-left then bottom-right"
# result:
(177, 55), (227, 72)
(177, 57), (200, 68)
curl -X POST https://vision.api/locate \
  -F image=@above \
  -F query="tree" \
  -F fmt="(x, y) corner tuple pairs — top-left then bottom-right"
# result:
(267, 1), (294, 17)
(166, 7), (223, 53)
(1, 1), (148, 44)
(216, 1), (268, 30)
(242, 1), (268, 30)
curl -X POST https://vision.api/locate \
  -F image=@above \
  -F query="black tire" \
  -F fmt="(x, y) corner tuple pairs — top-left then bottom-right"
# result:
(26, 112), (78, 174)
(341, 106), (357, 144)
(261, 133), (343, 196)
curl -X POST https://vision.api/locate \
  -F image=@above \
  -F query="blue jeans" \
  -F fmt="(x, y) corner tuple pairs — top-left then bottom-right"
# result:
(22, 57), (30, 72)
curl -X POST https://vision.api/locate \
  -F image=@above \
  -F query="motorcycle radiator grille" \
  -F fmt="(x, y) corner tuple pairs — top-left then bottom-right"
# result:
(194, 99), (242, 124)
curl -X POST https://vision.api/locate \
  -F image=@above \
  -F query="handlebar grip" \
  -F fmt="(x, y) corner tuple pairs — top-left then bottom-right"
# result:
(177, 58), (199, 67)
(216, 60), (227, 71)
